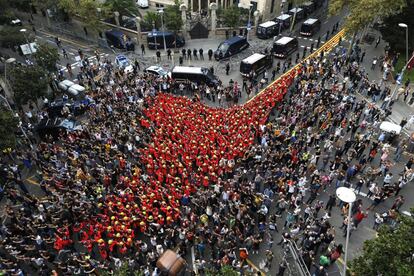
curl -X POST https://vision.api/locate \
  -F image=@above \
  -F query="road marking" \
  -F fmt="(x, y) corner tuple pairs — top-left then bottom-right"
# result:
(37, 29), (93, 49)
(324, 20), (329, 24)
(25, 175), (40, 186)
(246, 259), (266, 276)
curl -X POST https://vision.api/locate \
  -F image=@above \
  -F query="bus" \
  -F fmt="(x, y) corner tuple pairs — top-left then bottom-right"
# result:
(171, 66), (219, 87)
(300, 18), (321, 36)
(256, 21), (279, 39)
(240, 53), (273, 77)
(272, 36), (298, 58)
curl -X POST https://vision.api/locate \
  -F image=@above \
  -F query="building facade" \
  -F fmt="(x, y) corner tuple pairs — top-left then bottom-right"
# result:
(149, 0), (284, 21)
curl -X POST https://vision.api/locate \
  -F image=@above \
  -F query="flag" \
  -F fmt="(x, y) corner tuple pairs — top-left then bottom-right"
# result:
(407, 51), (414, 71)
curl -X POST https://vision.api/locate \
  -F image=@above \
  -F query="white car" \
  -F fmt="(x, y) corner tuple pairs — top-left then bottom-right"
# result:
(136, 0), (149, 8)
(115, 55), (134, 74)
(144, 66), (170, 78)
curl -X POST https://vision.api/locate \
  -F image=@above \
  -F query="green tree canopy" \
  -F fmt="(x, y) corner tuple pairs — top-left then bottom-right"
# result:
(329, 0), (408, 33)
(9, 65), (48, 108)
(34, 43), (60, 73)
(164, 0), (183, 33)
(143, 11), (161, 29)
(223, 5), (241, 29)
(350, 210), (414, 275)
(0, 27), (30, 48)
(104, 0), (138, 16)
(379, 1), (414, 53)
(0, 109), (19, 150)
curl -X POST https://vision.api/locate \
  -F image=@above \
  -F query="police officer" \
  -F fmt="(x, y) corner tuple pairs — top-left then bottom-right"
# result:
(167, 49), (172, 60)
(226, 63), (230, 75)
(199, 48), (204, 60)
(187, 48), (192, 60)
(193, 48), (198, 60)
(181, 48), (186, 59)
(156, 50), (161, 62)
(208, 49), (213, 61)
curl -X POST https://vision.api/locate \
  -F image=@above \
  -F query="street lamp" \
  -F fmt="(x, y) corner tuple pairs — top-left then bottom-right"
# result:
(336, 187), (356, 276)
(238, 3), (254, 41)
(158, 8), (167, 53)
(20, 28), (33, 55)
(398, 23), (409, 64)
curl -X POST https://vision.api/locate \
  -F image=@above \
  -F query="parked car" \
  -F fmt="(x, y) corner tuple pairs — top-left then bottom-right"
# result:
(58, 80), (85, 99)
(36, 118), (82, 139)
(144, 66), (170, 78)
(115, 55), (134, 74)
(136, 0), (149, 8)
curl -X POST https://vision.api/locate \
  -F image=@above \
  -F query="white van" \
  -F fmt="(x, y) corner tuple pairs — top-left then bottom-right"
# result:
(137, 0), (149, 8)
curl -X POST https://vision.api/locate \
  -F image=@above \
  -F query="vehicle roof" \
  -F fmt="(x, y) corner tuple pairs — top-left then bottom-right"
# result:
(172, 66), (204, 74)
(222, 35), (246, 44)
(275, 36), (295, 45)
(105, 29), (124, 37)
(116, 55), (128, 60)
(276, 14), (291, 21)
(259, 21), (277, 28)
(242, 53), (266, 64)
(303, 18), (319, 25)
(289, 7), (303, 12)
(301, 1), (314, 6)
(146, 66), (163, 71)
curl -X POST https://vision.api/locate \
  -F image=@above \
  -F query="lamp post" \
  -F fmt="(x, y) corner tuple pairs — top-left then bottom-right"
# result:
(238, 3), (253, 41)
(158, 8), (167, 53)
(398, 23), (409, 64)
(336, 187), (356, 276)
(20, 28), (33, 55)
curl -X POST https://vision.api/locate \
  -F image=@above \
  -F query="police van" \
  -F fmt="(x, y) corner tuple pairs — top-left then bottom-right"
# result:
(171, 66), (219, 87)
(272, 36), (298, 58)
(274, 14), (292, 31)
(300, 18), (321, 36)
(256, 21), (279, 39)
(240, 53), (273, 77)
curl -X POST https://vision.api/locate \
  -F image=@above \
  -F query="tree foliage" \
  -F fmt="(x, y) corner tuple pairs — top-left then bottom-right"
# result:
(350, 210), (414, 276)
(379, 1), (414, 52)
(34, 43), (60, 73)
(9, 65), (48, 108)
(0, 109), (19, 150)
(104, 0), (138, 16)
(164, 0), (183, 33)
(77, 0), (105, 31)
(143, 11), (161, 29)
(223, 5), (241, 29)
(0, 27), (29, 48)
(328, 0), (408, 33)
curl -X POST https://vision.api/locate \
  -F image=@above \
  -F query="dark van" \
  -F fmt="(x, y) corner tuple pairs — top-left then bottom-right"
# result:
(256, 21), (279, 39)
(147, 31), (185, 49)
(105, 29), (130, 49)
(300, 18), (321, 36)
(214, 36), (249, 60)
(240, 53), (273, 77)
(274, 14), (292, 31)
(272, 36), (298, 58)
(301, 1), (315, 16)
(288, 8), (305, 20)
(171, 66), (219, 87)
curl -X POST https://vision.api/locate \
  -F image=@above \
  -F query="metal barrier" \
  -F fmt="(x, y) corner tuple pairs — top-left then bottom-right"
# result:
(285, 239), (311, 276)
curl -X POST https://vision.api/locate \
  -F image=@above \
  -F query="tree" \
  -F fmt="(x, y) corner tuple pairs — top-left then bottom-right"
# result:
(379, 1), (414, 52)
(76, 0), (106, 32)
(0, 27), (28, 49)
(9, 65), (48, 108)
(205, 265), (240, 276)
(223, 5), (241, 30)
(164, 0), (183, 33)
(104, 0), (138, 16)
(0, 109), (19, 150)
(350, 210), (414, 275)
(328, 0), (408, 33)
(143, 11), (160, 30)
(34, 43), (60, 73)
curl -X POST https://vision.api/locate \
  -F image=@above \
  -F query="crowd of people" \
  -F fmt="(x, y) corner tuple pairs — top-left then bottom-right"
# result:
(0, 31), (411, 276)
